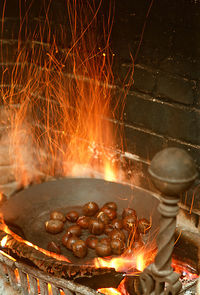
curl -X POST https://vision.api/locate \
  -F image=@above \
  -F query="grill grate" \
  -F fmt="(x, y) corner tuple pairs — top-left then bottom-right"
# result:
(0, 250), (101, 295)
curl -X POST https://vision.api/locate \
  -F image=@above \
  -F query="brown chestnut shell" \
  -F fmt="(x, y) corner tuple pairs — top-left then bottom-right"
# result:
(50, 211), (66, 222)
(82, 202), (99, 217)
(89, 219), (105, 235)
(72, 240), (88, 258)
(96, 242), (112, 257)
(45, 220), (64, 234)
(66, 211), (79, 223)
(66, 225), (82, 237)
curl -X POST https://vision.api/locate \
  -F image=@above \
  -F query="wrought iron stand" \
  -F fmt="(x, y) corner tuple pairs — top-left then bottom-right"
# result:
(140, 148), (198, 295)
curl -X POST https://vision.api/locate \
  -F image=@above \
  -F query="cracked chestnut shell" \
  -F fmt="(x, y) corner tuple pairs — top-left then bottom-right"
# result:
(97, 211), (111, 225)
(66, 211), (79, 223)
(66, 225), (82, 237)
(104, 224), (114, 235)
(82, 202), (99, 216)
(95, 242), (112, 257)
(72, 240), (88, 258)
(89, 219), (105, 235)
(47, 241), (61, 254)
(45, 220), (64, 234)
(76, 216), (90, 229)
(112, 219), (123, 230)
(50, 211), (66, 222)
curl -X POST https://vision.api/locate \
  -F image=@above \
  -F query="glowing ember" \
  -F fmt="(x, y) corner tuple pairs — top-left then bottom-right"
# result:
(136, 254), (145, 272)
(0, 218), (71, 263)
(0, 235), (8, 247)
(98, 288), (122, 295)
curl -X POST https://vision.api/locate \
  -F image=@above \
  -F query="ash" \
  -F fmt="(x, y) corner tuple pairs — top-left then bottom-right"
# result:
(0, 275), (22, 295)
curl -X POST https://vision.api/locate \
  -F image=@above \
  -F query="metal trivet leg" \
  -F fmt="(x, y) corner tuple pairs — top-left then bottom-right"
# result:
(139, 148), (198, 295)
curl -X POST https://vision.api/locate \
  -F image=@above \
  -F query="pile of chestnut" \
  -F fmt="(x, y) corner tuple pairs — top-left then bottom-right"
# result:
(45, 201), (150, 259)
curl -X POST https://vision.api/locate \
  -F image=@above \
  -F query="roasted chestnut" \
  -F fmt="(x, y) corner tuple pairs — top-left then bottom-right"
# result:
(112, 219), (123, 230)
(122, 208), (137, 219)
(50, 211), (65, 222)
(72, 240), (88, 258)
(86, 235), (99, 249)
(76, 216), (90, 229)
(104, 224), (114, 235)
(45, 220), (64, 234)
(89, 219), (105, 235)
(64, 235), (79, 250)
(97, 211), (111, 225)
(96, 242), (112, 257)
(47, 241), (61, 254)
(62, 232), (73, 247)
(66, 225), (82, 237)
(103, 202), (117, 211)
(66, 211), (79, 223)
(109, 229), (126, 241)
(138, 218), (151, 234)
(100, 237), (111, 246)
(82, 202), (99, 216)
(123, 215), (137, 231)
(110, 239), (125, 255)
(101, 207), (117, 220)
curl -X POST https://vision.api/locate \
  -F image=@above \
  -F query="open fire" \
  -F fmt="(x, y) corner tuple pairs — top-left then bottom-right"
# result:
(0, 0), (199, 294)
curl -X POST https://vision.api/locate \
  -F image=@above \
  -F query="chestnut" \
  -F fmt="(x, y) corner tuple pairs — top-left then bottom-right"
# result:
(103, 202), (117, 211)
(96, 242), (112, 257)
(138, 218), (151, 234)
(123, 215), (137, 231)
(89, 219), (105, 235)
(111, 239), (125, 255)
(86, 235), (99, 249)
(97, 211), (111, 225)
(100, 237), (111, 246)
(50, 211), (65, 222)
(122, 208), (137, 219)
(112, 219), (123, 230)
(64, 235), (79, 250)
(66, 211), (79, 223)
(76, 216), (90, 229)
(104, 224), (114, 235)
(47, 241), (61, 254)
(66, 225), (82, 237)
(82, 202), (99, 217)
(101, 207), (117, 220)
(62, 232), (73, 247)
(72, 240), (88, 258)
(45, 220), (64, 234)
(109, 229), (126, 242)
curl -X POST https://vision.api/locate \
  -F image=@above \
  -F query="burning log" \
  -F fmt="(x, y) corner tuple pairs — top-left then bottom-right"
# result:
(0, 230), (124, 281)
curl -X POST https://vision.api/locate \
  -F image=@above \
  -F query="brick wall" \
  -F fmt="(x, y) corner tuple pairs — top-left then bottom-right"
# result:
(0, 0), (200, 211)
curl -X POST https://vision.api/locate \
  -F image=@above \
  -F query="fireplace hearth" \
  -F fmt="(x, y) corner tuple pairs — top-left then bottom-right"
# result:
(0, 0), (200, 294)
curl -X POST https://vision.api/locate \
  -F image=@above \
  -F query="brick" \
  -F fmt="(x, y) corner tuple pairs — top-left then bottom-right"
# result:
(123, 124), (200, 171)
(156, 72), (195, 105)
(159, 56), (200, 80)
(124, 91), (200, 145)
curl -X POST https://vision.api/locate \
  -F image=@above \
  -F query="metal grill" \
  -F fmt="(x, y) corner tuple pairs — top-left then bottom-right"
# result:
(0, 250), (101, 295)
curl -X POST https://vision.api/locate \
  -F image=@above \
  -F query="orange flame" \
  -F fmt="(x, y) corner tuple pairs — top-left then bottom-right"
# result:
(98, 288), (122, 295)
(0, 0), (129, 187)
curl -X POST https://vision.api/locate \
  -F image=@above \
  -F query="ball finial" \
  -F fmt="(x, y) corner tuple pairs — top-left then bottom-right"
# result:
(148, 147), (198, 195)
